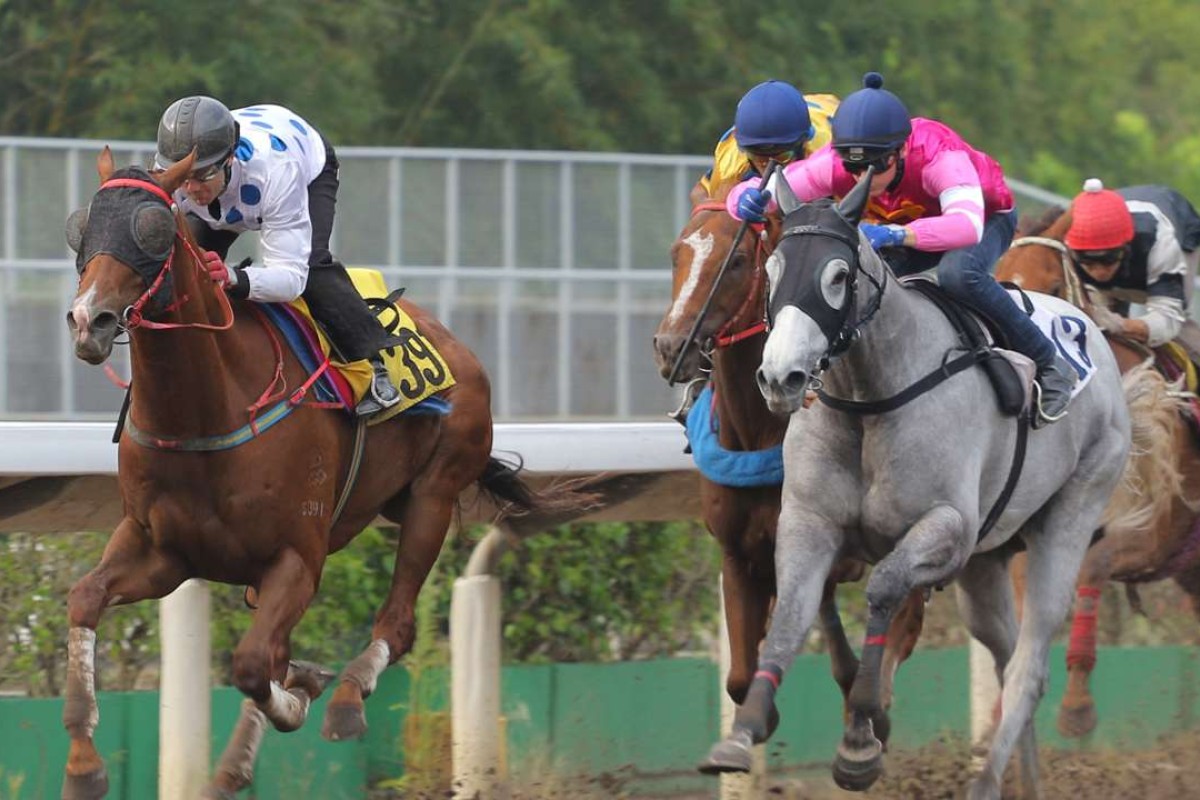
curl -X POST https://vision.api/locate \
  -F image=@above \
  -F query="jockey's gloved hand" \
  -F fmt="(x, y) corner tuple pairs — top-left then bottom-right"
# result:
(1087, 304), (1126, 335)
(203, 251), (250, 297)
(203, 250), (236, 287)
(860, 223), (907, 251)
(737, 188), (772, 222)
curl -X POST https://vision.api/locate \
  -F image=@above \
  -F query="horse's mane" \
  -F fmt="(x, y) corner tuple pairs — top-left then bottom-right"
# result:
(1017, 205), (1067, 237)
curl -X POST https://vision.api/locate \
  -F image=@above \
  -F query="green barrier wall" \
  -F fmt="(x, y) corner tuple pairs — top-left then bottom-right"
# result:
(1, 645), (1196, 799)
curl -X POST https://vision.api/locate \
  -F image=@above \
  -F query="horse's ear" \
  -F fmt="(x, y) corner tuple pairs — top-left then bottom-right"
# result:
(157, 150), (197, 196)
(836, 168), (874, 225)
(97, 147), (115, 182)
(773, 170), (803, 217)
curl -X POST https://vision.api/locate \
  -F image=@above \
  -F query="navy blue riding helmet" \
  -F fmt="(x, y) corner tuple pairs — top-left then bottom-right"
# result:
(831, 72), (911, 162)
(734, 80), (815, 149)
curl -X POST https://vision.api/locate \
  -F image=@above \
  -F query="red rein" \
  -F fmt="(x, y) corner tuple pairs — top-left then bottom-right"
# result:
(688, 201), (769, 349)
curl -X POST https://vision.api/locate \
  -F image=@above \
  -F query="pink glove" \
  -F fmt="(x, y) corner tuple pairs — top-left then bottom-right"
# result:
(202, 250), (232, 286)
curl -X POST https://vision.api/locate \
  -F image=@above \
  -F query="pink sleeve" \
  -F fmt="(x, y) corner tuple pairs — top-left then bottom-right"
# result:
(906, 149), (986, 251)
(725, 150), (838, 220)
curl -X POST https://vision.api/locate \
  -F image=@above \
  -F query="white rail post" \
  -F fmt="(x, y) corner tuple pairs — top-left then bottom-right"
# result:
(451, 525), (510, 800)
(969, 637), (1000, 766)
(718, 575), (767, 800)
(159, 578), (211, 800)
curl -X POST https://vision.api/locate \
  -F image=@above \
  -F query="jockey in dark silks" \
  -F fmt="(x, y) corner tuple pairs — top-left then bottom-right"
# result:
(154, 95), (401, 417)
(728, 72), (1081, 425)
(1066, 179), (1200, 356)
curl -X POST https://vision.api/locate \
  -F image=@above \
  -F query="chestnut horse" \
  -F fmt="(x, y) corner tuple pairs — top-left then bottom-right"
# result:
(652, 195), (925, 745)
(995, 206), (1199, 737)
(62, 150), (577, 799)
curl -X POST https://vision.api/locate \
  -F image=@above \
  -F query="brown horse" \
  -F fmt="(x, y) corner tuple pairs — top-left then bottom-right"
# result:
(62, 149), (576, 799)
(652, 196), (926, 745)
(995, 207), (1200, 737)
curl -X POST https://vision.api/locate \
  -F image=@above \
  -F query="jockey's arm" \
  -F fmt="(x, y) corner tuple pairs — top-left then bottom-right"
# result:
(244, 163), (312, 303)
(905, 150), (985, 252)
(1137, 276), (1187, 346)
(725, 148), (836, 219)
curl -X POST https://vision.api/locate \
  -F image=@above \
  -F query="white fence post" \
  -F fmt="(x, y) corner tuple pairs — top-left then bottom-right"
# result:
(451, 525), (510, 800)
(969, 637), (1000, 764)
(159, 579), (211, 800)
(718, 575), (767, 800)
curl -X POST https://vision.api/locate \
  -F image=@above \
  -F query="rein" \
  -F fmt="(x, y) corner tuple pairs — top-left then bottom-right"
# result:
(688, 202), (771, 348)
(666, 164), (778, 385)
(1009, 235), (1089, 309)
(96, 176), (338, 451)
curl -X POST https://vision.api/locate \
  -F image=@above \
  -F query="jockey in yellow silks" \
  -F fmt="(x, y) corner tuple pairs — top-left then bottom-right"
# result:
(694, 81), (839, 200)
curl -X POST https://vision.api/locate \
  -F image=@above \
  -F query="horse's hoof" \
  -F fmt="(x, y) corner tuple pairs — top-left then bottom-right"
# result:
(286, 659), (337, 701)
(873, 710), (892, 748)
(766, 704), (780, 740)
(1057, 700), (1097, 738)
(966, 771), (1002, 800)
(832, 736), (884, 792)
(697, 731), (754, 775)
(322, 701), (368, 741)
(62, 768), (109, 800)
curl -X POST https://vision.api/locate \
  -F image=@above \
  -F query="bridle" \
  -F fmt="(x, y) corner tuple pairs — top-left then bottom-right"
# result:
(1008, 235), (1089, 309)
(773, 221), (887, 379)
(691, 202), (772, 350)
(89, 176), (235, 333)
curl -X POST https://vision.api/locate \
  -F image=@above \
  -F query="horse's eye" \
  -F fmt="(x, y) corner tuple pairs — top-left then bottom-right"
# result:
(821, 258), (850, 308)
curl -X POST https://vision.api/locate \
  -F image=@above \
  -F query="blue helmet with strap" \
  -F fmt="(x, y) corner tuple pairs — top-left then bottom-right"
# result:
(832, 72), (911, 159)
(734, 81), (815, 149)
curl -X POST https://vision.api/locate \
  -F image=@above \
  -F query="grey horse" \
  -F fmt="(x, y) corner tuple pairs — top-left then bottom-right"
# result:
(698, 172), (1131, 800)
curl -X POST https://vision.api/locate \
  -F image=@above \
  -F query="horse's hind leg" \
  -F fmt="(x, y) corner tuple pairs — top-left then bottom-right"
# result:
(835, 505), (970, 792)
(970, 517), (1098, 800)
(63, 518), (188, 800)
(954, 551), (1026, 788)
(323, 488), (457, 741)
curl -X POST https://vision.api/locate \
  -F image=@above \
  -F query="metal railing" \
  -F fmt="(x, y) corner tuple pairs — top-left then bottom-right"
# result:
(0, 137), (1066, 421)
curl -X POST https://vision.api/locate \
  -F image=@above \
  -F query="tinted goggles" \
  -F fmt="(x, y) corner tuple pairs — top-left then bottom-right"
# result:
(1072, 248), (1124, 266)
(742, 144), (801, 166)
(840, 152), (895, 175)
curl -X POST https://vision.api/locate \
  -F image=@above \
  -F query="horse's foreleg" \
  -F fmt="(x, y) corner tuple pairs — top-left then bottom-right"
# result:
(64, 519), (187, 800)
(719, 547), (774, 705)
(228, 548), (320, 732)
(875, 587), (927, 746)
(323, 489), (455, 741)
(699, 511), (839, 775)
(836, 505), (969, 793)
(819, 577), (859, 706)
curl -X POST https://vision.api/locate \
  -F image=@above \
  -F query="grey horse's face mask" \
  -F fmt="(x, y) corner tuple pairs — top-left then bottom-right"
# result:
(766, 200), (862, 357)
(66, 167), (177, 287)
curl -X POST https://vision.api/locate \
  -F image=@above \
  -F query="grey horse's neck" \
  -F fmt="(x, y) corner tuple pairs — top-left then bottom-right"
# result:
(820, 260), (959, 403)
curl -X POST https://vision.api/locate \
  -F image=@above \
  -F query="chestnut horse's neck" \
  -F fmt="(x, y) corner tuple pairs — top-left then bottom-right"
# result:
(127, 231), (276, 440)
(710, 337), (787, 450)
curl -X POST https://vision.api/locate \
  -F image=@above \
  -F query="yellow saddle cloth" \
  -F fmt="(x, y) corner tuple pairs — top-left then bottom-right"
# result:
(286, 268), (456, 425)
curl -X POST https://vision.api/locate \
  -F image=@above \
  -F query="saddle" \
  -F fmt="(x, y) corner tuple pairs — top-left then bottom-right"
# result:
(902, 277), (1030, 417)
(1154, 337), (1200, 442)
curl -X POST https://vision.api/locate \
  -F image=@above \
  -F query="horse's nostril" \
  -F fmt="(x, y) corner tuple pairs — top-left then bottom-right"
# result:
(783, 371), (809, 393)
(92, 311), (119, 332)
(66, 311), (78, 332)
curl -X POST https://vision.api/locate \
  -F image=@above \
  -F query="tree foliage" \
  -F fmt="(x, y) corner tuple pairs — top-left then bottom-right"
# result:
(4, 1), (1200, 199)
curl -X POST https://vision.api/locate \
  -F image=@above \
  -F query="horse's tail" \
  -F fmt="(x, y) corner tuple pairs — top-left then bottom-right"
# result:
(476, 453), (602, 519)
(1103, 362), (1194, 536)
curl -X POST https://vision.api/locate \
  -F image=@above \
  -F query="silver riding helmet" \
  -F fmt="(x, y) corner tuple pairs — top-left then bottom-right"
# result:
(154, 96), (238, 170)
